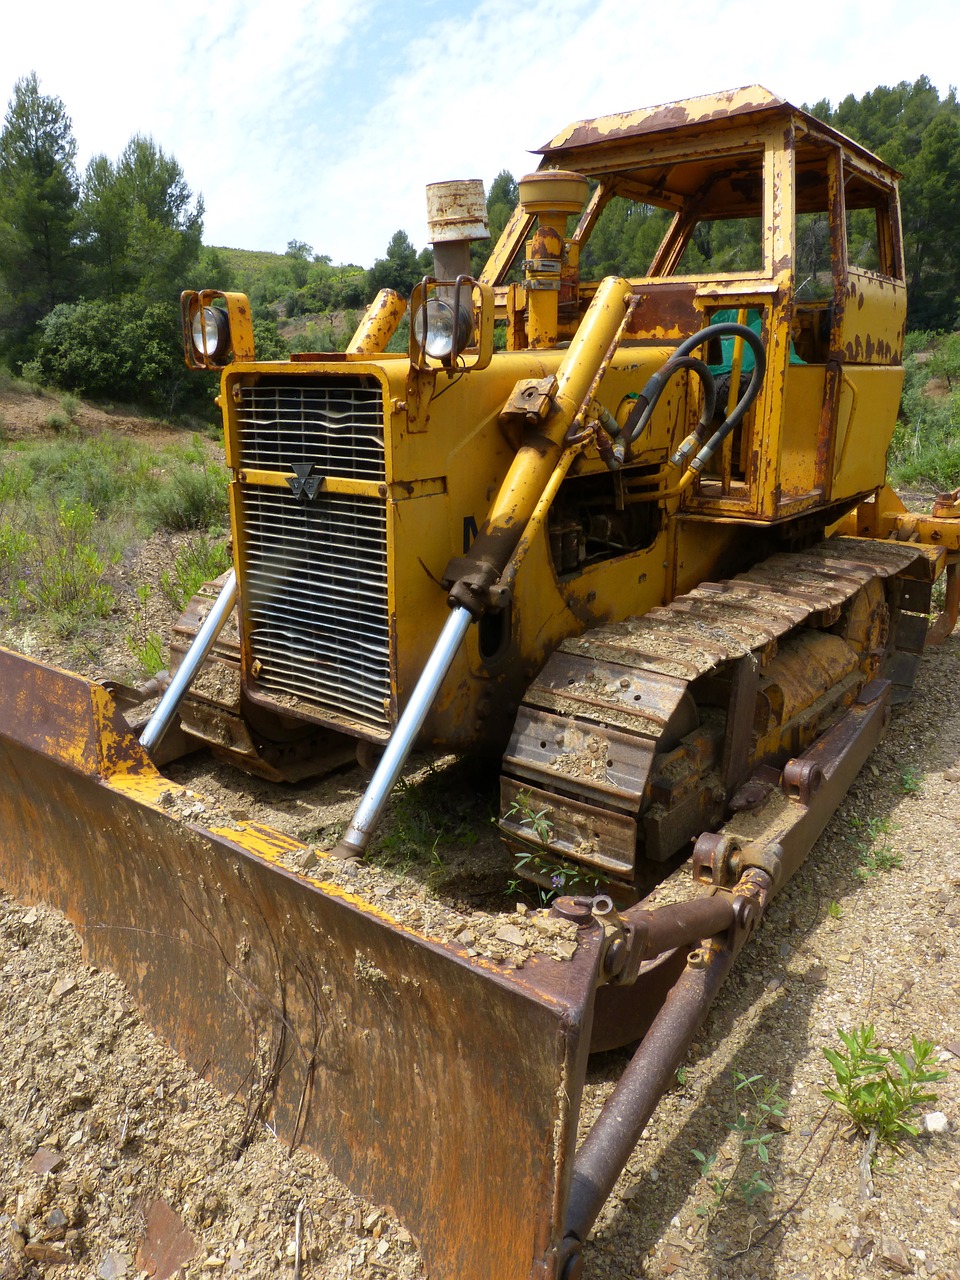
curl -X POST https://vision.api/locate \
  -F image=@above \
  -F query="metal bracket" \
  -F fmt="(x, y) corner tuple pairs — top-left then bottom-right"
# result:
(692, 831), (783, 888)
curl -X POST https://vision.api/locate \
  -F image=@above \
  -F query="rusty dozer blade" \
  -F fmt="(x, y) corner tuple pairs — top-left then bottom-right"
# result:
(0, 646), (896, 1278)
(0, 647), (608, 1280)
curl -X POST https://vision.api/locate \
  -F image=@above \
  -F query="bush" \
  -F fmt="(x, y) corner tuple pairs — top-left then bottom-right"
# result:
(891, 336), (960, 489)
(159, 534), (230, 610)
(0, 500), (119, 635)
(29, 298), (204, 414)
(138, 456), (229, 532)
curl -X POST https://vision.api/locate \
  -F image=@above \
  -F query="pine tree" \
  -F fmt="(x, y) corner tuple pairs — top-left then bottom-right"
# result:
(0, 72), (80, 356)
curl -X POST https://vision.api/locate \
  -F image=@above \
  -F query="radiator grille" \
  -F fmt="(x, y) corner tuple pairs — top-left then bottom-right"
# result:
(236, 377), (391, 730)
(237, 376), (385, 479)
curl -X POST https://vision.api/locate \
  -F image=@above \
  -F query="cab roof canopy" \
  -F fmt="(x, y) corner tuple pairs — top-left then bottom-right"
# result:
(536, 86), (899, 219)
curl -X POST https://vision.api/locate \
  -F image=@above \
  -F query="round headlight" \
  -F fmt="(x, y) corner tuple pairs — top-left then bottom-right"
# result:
(191, 306), (230, 360)
(419, 297), (474, 361)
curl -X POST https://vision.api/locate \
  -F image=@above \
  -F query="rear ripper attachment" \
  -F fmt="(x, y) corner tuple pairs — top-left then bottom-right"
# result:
(501, 538), (935, 900)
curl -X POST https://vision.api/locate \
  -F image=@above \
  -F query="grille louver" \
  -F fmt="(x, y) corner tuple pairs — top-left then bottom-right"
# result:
(236, 377), (391, 730)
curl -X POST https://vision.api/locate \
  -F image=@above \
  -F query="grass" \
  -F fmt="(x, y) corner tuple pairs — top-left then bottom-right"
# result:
(372, 766), (481, 881)
(159, 535), (231, 610)
(900, 767), (922, 795)
(0, 422), (229, 638)
(849, 814), (902, 878)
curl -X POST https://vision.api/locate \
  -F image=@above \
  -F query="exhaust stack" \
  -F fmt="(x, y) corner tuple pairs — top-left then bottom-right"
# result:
(425, 178), (490, 281)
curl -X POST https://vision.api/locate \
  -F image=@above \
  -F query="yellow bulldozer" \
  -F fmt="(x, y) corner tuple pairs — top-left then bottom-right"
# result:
(1, 86), (959, 1280)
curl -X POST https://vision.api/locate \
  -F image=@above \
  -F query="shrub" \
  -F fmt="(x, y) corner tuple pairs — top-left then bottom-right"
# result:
(159, 534), (230, 610)
(139, 457), (229, 532)
(12, 501), (118, 634)
(30, 298), (205, 414)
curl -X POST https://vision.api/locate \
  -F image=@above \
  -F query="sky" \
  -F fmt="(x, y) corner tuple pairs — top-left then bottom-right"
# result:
(1, 1), (954, 269)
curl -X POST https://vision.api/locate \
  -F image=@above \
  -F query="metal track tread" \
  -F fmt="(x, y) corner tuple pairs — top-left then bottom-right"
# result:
(500, 538), (927, 890)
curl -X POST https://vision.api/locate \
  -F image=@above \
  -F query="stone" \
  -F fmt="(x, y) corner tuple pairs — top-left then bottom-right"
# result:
(922, 1111), (949, 1134)
(135, 1199), (197, 1280)
(24, 1243), (72, 1264)
(97, 1252), (129, 1280)
(880, 1235), (913, 1274)
(27, 1148), (64, 1175)
(495, 924), (527, 947)
(47, 976), (78, 1004)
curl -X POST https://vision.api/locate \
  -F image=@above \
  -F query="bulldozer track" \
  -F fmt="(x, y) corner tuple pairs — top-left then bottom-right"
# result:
(500, 538), (931, 893)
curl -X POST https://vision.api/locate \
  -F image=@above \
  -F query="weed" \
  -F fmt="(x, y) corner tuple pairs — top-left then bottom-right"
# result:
(851, 815), (902, 878)
(373, 765), (482, 881)
(503, 794), (603, 901)
(823, 1024), (947, 1157)
(159, 535), (230, 610)
(827, 900), (843, 919)
(503, 791), (554, 847)
(126, 630), (165, 677)
(44, 409), (72, 431)
(125, 584), (165, 677)
(900, 767), (922, 795)
(16, 501), (118, 634)
(692, 1070), (786, 1217)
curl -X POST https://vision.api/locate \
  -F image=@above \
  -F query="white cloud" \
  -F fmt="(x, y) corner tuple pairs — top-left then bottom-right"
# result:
(1, 0), (954, 266)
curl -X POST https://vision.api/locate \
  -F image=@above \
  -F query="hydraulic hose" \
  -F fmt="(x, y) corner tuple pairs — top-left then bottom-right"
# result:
(624, 353), (717, 451)
(670, 322), (766, 474)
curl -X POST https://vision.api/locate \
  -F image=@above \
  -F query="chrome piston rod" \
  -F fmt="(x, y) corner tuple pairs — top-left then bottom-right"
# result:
(339, 605), (474, 855)
(139, 569), (238, 756)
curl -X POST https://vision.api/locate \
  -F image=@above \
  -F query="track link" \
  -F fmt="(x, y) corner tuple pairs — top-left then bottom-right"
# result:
(499, 538), (932, 894)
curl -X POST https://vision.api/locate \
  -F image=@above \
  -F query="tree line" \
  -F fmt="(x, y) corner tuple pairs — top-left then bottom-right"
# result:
(0, 73), (217, 410)
(0, 74), (957, 415)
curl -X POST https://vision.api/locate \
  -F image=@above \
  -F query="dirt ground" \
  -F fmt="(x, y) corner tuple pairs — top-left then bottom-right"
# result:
(0, 389), (959, 1280)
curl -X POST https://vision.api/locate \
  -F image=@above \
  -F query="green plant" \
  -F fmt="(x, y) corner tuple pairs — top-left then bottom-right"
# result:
(503, 795), (603, 901)
(823, 1025), (947, 1157)
(126, 630), (165, 678)
(827, 900), (843, 919)
(125, 584), (165, 677)
(372, 767), (482, 881)
(158, 535), (230, 610)
(503, 791), (553, 846)
(44, 409), (71, 431)
(851, 815), (902, 878)
(692, 1071), (786, 1217)
(900, 767), (922, 795)
(140, 456), (229, 532)
(59, 392), (81, 421)
(16, 501), (118, 633)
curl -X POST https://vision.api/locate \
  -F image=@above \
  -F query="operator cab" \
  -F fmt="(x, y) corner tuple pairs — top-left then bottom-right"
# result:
(482, 86), (906, 523)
